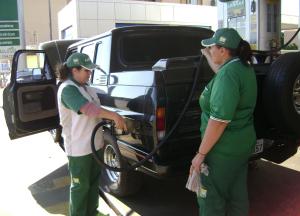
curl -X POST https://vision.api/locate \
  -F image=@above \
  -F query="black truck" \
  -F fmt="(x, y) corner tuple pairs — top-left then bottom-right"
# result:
(3, 26), (300, 197)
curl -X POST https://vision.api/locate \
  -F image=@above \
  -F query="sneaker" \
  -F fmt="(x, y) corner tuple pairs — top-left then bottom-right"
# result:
(96, 212), (110, 216)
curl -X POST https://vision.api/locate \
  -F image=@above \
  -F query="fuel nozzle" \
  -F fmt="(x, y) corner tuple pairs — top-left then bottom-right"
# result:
(112, 117), (135, 136)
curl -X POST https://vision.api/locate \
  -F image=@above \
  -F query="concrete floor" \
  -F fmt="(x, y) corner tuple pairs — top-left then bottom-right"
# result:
(1, 88), (300, 216)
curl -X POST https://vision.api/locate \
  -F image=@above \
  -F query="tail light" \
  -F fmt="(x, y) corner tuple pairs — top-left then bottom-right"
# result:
(156, 107), (166, 140)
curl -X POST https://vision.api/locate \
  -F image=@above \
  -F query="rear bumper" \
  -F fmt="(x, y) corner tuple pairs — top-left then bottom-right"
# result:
(134, 157), (192, 178)
(252, 137), (300, 163)
(118, 135), (300, 175)
(117, 135), (199, 177)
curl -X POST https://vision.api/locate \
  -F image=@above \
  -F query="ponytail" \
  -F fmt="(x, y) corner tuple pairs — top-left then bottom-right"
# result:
(228, 40), (253, 66)
(238, 40), (252, 66)
(56, 62), (70, 81)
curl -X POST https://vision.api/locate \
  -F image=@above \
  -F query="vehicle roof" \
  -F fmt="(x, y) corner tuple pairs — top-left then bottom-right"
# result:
(39, 39), (82, 50)
(68, 25), (213, 49)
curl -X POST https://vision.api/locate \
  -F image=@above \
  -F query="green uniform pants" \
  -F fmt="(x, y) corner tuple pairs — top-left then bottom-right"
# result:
(68, 151), (101, 216)
(197, 153), (249, 216)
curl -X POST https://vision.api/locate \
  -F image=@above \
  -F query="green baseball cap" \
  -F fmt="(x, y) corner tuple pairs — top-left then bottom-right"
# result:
(66, 53), (99, 70)
(201, 28), (242, 49)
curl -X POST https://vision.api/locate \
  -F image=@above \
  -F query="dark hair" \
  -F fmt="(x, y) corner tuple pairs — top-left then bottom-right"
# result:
(227, 40), (253, 66)
(56, 63), (82, 81)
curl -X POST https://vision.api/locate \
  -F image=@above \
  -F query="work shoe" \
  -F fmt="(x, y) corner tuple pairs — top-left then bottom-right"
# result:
(96, 212), (109, 216)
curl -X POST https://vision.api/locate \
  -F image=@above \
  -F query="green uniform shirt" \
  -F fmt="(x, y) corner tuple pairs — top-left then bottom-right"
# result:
(61, 79), (88, 113)
(199, 58), (257, 157)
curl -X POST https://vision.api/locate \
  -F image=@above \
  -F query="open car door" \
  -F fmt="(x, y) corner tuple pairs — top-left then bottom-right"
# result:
(3, 50), (59, 139)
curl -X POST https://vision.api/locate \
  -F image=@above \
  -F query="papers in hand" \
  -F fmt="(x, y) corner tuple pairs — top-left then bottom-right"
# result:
(186, 169), (201, 195)
(186, 163), (209, 196)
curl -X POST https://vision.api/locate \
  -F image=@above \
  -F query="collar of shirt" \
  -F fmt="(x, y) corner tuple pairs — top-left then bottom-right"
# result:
(218, 57), (240, 71)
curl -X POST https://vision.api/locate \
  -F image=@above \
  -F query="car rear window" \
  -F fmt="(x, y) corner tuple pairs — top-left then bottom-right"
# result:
(120, 31), (203, 66)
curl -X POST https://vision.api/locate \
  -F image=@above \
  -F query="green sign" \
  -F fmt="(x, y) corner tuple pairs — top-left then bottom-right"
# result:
(0, 39), (20, 46)
(0, 31), (19, 38)
(0, 22), (19, 30)
(0, 0), (18, 21)
(0, 0), (21, 48)
(0, 0), (21, 67)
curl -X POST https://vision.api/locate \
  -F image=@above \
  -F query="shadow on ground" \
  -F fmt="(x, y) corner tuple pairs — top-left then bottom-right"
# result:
(248, 160), (300, 216)
(113, 160), (300, 216)
(119, 172), (198, 216)
(27, 160), (300, 216)
(28, 164), (70, 215)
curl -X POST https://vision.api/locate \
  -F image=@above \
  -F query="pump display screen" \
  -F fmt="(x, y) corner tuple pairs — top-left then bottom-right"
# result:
(226, 0), (246, 40)
(228, 16), (246, 39)
(227, 0), (245, 18)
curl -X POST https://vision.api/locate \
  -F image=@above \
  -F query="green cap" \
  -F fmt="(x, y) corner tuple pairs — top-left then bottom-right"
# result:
(201, 28), (242, 49)
(66, 53), (99, 70)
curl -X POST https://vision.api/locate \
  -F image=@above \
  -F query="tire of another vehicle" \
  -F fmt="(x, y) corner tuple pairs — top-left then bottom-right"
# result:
(99, 130), (143, 197)
(263, 52), (300, 136)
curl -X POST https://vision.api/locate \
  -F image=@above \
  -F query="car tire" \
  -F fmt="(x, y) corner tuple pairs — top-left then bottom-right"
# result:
(263, 52), (300, 136)
(99, 131), (143, 197)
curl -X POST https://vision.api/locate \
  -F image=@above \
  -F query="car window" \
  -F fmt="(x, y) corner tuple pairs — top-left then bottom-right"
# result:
(95, 37), (111, 74)
(81, 44), (96, 83)
(81, 44), (95, 62)
(92, 37), (111, 85)
(16, 52), (53, 83)
(120, 33), (202, 65)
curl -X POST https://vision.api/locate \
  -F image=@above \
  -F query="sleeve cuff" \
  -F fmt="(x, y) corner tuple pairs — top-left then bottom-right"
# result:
(210, 116), (231, 123)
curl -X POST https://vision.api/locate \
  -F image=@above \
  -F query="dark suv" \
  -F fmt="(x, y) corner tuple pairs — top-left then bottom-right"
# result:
(3, 26), (300, 197)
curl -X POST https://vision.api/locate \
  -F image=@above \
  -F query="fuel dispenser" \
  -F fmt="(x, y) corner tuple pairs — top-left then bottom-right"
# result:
(218, 0), (281, 51)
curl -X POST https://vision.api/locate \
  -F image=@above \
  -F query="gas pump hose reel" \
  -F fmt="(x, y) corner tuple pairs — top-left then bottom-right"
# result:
(91, 55), (205, 172)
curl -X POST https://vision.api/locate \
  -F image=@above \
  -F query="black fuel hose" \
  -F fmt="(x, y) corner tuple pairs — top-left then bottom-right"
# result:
(91, 55), (205, 172)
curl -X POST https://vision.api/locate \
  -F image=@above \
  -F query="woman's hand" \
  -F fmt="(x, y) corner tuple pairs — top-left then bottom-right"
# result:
(190, 153), (205, 175)
(95, 107), (128, 132)
(112, 113), (128, 132)
(201, 48), (219, 73)
(201, 48), (211, 59)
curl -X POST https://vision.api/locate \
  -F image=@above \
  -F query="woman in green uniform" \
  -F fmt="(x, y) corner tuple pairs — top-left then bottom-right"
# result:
(57, 53), (127, 216)
(190, 28), (257, 216)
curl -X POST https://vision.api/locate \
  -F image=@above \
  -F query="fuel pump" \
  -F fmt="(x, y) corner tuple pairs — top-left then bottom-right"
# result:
(218, 0), (281, 51)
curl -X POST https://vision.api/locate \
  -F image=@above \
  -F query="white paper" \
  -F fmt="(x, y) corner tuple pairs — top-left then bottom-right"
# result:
(186, 163), (209, 196)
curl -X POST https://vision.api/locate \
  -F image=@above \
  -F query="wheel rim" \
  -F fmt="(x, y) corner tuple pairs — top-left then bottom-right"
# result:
(293, 73), (300, 114)
(103, 144), (120, 183)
